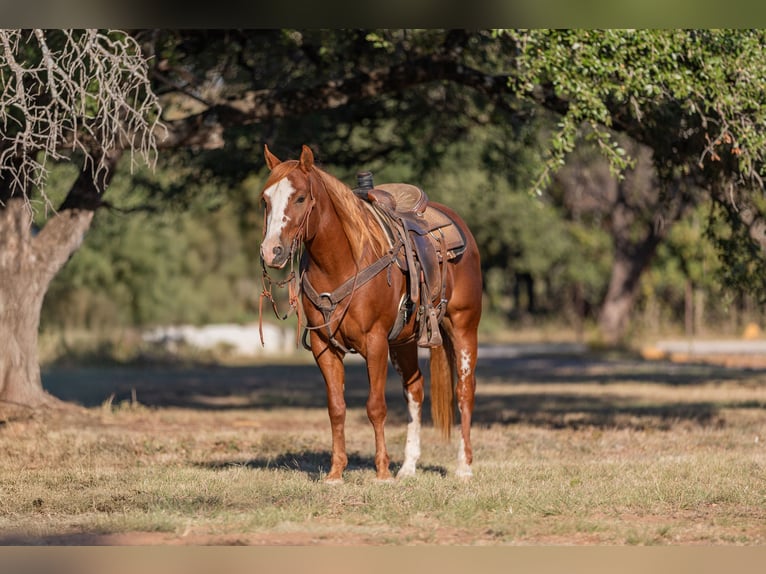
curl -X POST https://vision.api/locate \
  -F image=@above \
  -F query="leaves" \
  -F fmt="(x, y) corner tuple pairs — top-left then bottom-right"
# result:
(24, 29), (766, 331)
(501, 29), (766, 190)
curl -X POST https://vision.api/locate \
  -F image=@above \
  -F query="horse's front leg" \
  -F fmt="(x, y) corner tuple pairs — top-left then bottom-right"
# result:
(365, 334), (393, 481)
(312, 332), (348, 483)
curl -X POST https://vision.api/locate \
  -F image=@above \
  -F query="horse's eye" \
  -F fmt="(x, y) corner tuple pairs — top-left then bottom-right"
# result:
(296, 195), (306, 204)
(261, 198), (267, 209)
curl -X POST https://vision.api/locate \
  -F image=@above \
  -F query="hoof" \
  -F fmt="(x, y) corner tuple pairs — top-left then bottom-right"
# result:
(324, 477), (344, 485)
(455, 466), (473, 480)
(375, 477), (396, 484)
(396, 465), (417, 479)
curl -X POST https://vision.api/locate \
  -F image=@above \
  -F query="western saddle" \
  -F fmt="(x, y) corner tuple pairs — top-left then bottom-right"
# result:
(354, 172), (466, 347)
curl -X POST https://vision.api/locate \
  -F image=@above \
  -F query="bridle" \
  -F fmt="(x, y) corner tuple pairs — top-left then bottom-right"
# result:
(258, 166), (314, 347)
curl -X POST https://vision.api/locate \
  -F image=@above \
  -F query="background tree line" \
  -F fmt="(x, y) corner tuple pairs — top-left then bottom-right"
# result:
(42, 29), (766, 340)
(40, 120), (758, 343)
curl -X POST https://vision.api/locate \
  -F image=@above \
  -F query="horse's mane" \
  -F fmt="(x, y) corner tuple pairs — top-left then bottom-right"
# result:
(311, 166), (389, 263)
(261, 160), (388, 263)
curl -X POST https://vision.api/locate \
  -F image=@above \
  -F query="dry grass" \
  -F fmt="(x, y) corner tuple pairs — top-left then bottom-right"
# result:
(1, 352), (765, 545)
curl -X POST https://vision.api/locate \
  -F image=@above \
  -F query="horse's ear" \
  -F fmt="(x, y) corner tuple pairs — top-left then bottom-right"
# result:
(299, 145), (314, 172)
(264, 145), (281, 170)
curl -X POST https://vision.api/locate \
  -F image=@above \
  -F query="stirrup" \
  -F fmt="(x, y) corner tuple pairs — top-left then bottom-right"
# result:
(417, 306), (443, 348)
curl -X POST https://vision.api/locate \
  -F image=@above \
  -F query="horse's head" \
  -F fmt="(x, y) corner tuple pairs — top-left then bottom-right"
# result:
(259, 144), (316, 268)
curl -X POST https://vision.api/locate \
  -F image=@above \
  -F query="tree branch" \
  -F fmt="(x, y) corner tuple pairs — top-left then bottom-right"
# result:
(0, 29), (160, 206)
(32, 149), (123, 281)
(157, 56), (518, 150)
(711, 182), (766, 253)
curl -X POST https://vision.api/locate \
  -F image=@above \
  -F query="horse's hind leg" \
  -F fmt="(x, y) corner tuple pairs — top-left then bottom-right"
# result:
(389, 341), (424, 478)
(442, 314), (479, 479)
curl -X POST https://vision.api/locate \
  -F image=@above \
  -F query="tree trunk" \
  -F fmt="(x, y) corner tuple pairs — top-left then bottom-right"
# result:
(597, 205), (665, 346)
(0, 200), (95, 409)
(684, 279), (694, 338)
(593, 139), (695, 346)
(0, 150), (121, 411)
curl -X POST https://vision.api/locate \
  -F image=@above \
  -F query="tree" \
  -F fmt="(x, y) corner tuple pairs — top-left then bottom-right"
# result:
(0, 30), (160, 410)
(502, 29), (766, 342)
(41, 168), (258, 333)
(138, 30), (522, 163)
(552, 135), (697, 343)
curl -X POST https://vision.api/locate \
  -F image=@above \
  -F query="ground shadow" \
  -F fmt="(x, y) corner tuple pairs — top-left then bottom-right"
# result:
(43, 362), (366, 409)
(473, 393), (728, 429)
(197, 450), (448, 481)
(41, 361), (416, 425)
(0, 532), (130, 547)
(477, 354), (766, 386)
(472, 354), (766, 429)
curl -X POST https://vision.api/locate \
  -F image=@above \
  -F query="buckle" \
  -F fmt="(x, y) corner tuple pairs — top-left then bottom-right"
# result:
(317, 292), (335, 310)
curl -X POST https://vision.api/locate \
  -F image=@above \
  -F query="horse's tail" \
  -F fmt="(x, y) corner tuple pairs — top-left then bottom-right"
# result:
(430, 328), (455, 440)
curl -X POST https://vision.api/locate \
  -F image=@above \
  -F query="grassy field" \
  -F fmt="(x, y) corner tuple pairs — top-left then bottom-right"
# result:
(1, 350), (765, 545)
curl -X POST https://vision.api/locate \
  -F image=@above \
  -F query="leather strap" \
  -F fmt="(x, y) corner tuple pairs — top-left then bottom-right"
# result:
(302, 239), (404, 353)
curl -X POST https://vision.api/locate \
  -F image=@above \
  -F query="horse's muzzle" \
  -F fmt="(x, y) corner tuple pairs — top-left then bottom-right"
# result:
(261, 243), (289, 269)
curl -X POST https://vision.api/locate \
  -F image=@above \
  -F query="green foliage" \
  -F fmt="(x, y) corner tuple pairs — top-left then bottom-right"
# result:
(42, 158), (262, 330)
(641, 206), (723, 321)
(35, 29), (766, 339)
(503, 29), (766, 191)
(707, 199), (766, 300)
(416, 123), (612, 319)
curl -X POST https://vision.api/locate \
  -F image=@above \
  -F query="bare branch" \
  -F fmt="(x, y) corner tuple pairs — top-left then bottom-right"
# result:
(0, 29), (163, 212)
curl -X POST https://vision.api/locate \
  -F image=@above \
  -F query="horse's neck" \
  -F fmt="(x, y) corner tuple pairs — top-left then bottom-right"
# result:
(303, 191), (359, 281)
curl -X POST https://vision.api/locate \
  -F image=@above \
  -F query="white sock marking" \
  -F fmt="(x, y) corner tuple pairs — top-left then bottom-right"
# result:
(397, 390), (421, 478)
(456, 436), (472, 478)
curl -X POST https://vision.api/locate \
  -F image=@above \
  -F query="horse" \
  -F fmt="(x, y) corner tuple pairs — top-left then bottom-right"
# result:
(259, 144), (482, 483)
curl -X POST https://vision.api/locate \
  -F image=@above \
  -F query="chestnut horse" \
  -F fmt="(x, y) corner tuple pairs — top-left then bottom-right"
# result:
(259, 145), (482, 482)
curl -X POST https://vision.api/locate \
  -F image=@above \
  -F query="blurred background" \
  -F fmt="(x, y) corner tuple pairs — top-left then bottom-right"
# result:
(23, 29), (765, 367)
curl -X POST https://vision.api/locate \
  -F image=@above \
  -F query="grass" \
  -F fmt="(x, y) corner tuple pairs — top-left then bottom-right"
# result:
(1, 351), (765, 545)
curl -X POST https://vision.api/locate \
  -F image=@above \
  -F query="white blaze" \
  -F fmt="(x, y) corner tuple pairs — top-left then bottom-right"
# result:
(261, 178), (296, 263)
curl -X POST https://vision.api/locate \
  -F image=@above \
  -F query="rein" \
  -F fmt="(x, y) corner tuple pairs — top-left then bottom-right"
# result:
(258, 250), (303, 347)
